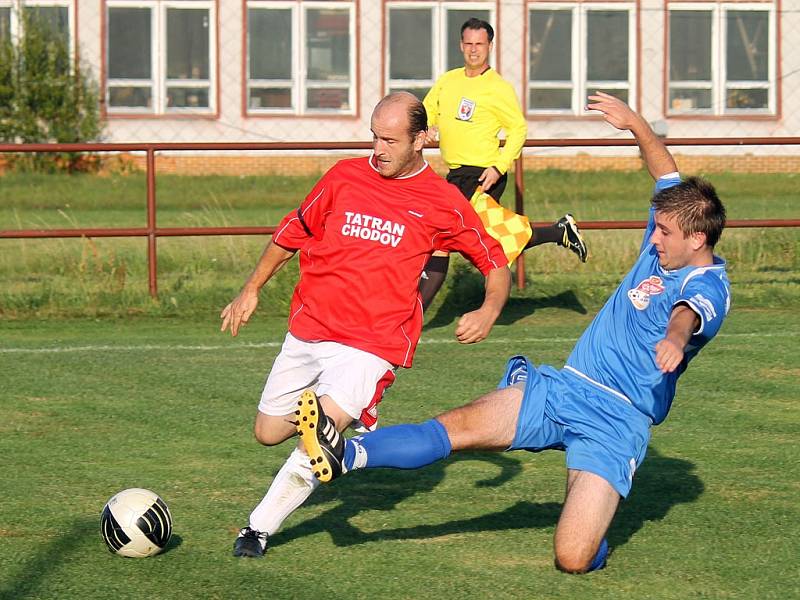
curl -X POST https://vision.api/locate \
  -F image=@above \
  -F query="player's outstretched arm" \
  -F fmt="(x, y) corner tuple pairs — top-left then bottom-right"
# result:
(654, 304), (700, 373)
(586, 91), (677, 181)
(454, 266), (511, 344)
(220, 241), (296, 337)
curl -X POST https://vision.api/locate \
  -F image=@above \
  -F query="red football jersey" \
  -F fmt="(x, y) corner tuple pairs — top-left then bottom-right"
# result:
(272, 156), (506, 367)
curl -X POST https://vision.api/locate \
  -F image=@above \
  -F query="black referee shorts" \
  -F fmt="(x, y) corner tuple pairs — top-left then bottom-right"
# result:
(446, 165), (507, 201)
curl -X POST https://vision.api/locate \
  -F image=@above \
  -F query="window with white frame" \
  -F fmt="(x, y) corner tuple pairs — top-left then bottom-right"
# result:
(246, 1), (355, 114)
(528, 4), (635, 115)
(0, 1), (72, 46)
(0, 6), (10, 42)
(106, 1), (216, 114)
(387, 2), (495, 100)
(668, 3), (775, 115)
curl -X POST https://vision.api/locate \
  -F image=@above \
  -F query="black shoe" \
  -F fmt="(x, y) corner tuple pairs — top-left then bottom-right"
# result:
(558, 214), (588, 263)
(233, 527), (267, 558)
(295, 390), (346, 483)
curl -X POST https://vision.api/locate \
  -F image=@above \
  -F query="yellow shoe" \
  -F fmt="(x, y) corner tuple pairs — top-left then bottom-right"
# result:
(295, 390), (346, 482)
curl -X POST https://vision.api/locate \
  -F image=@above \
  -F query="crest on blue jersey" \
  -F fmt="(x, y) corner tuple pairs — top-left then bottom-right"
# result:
(627, 275), (665, 310)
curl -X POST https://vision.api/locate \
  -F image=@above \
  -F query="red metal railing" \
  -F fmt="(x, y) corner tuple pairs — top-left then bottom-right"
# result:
(2, 138), (799, 297)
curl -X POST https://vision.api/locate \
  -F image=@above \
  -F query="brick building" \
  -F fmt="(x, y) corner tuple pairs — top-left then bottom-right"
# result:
(2, 0), (798, 173)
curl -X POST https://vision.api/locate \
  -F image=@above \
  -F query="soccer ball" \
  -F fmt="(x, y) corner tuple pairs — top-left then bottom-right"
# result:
(101, 488), (173, 558)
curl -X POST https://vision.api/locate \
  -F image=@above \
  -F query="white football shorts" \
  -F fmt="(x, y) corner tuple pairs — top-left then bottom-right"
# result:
(258, 332), (396, 430)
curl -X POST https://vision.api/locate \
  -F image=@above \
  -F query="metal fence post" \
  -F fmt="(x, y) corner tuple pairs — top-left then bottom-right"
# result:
(146, 146), (158, 298)
(514, 156), (526, 291)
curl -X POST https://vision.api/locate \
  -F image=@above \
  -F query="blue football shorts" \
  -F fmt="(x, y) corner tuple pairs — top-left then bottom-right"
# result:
(502, 356), (652, 498)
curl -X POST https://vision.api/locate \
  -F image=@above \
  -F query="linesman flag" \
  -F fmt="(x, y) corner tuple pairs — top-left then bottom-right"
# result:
(470, 187), (532, 265)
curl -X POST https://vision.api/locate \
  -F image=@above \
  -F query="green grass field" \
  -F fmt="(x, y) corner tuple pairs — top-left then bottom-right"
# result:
(1, 308), (798, 599)
(1, 169), (799, 598)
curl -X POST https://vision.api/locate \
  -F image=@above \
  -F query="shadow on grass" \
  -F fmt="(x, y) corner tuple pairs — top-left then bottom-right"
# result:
(609, 447), (704, 549)
(0, 521), (184, 600)
(0, 516), (96, 600)
(163, 533), (184, 554)
(273, 447), (701, 556)
(272, 452), (530, 550)
(423, 266), (587, 333)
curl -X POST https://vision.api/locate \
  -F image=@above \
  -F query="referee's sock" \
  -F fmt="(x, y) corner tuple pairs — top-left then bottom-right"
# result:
(418, 255), (450, 309)
(343, 419), (452, 471)
(525, 224), (562, 248)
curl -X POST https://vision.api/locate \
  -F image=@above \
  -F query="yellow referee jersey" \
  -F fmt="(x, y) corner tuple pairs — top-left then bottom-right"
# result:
(423, 68), (527, 175)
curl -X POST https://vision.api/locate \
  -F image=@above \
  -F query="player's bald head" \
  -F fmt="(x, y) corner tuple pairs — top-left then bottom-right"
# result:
(372, 92), (428, 140)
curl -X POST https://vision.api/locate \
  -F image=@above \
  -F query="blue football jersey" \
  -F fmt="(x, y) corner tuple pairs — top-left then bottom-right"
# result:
(565, 175), (731, 424)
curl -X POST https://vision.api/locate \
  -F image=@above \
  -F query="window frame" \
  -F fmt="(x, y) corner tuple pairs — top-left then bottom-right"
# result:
(104, 0), (218, 117)
(526, 2), (637, 117)
(0, 0), (75, 53)
(245, 0), (357, 117)
(384, 1), (497, 99)
(666, 1), (777, 117)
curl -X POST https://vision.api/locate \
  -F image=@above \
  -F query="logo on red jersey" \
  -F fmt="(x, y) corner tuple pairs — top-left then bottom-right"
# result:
(341, 211), (405, 247)
(457, 97), (476, 121)
(627, 275), (665, 310)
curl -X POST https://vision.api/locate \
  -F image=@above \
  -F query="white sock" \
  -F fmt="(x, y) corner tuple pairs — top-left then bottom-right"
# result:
(248, 447), (320, 536)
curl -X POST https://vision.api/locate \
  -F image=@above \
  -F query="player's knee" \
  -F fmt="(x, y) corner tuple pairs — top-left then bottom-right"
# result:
(554, 538), (608, 574)
(553, 542), (595, 574)
(554, 551), (592, 574)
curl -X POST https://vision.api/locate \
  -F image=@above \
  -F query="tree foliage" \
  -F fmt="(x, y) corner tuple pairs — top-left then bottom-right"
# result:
(0, 9), (103, 172)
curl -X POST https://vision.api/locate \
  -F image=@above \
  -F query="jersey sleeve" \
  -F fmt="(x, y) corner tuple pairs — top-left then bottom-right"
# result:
(422, 79), (441, 128)
(677, 271), (730, 343)
(493, 80), (527, 174)
(436, 200), (507, 274)
(272, 171), (335, 250)
(641, 172), (683, 253)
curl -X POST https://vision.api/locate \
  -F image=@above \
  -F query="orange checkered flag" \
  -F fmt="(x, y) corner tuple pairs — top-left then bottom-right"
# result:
(470, 187), (532, 265)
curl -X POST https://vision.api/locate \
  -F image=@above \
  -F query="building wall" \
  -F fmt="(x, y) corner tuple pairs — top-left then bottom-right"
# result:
(67, 0), (800, 163)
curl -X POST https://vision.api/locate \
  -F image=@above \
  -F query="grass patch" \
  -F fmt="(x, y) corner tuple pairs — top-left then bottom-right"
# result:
(518, 169), (800, 221)
(1, 308), (798, 598)
(1, 169), (797, 596)
(0, 169), (797, 319)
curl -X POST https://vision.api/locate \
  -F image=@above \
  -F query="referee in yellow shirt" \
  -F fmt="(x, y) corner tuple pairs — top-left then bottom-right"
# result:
(419, 18), (587, 308)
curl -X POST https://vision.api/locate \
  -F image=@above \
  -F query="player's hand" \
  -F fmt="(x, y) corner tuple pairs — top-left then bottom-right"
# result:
(654, 338), (684, 373)
(220, 288), (259, 337)
(454, 308), (495, 344)
(425, 126), (439, 144)
(478, 167), (501, 192)
(586, 91), (639, 131)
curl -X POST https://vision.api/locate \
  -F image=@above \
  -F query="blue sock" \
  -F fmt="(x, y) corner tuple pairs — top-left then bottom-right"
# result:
(343, 419), (452, 470)
(588, 538), (609, 572)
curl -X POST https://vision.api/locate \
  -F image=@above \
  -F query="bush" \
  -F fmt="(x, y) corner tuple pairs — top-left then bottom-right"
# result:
(0, 9), (103, 172)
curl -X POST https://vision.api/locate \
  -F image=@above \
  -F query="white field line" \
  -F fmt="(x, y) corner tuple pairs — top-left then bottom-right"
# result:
(0, 331), (792, 354)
